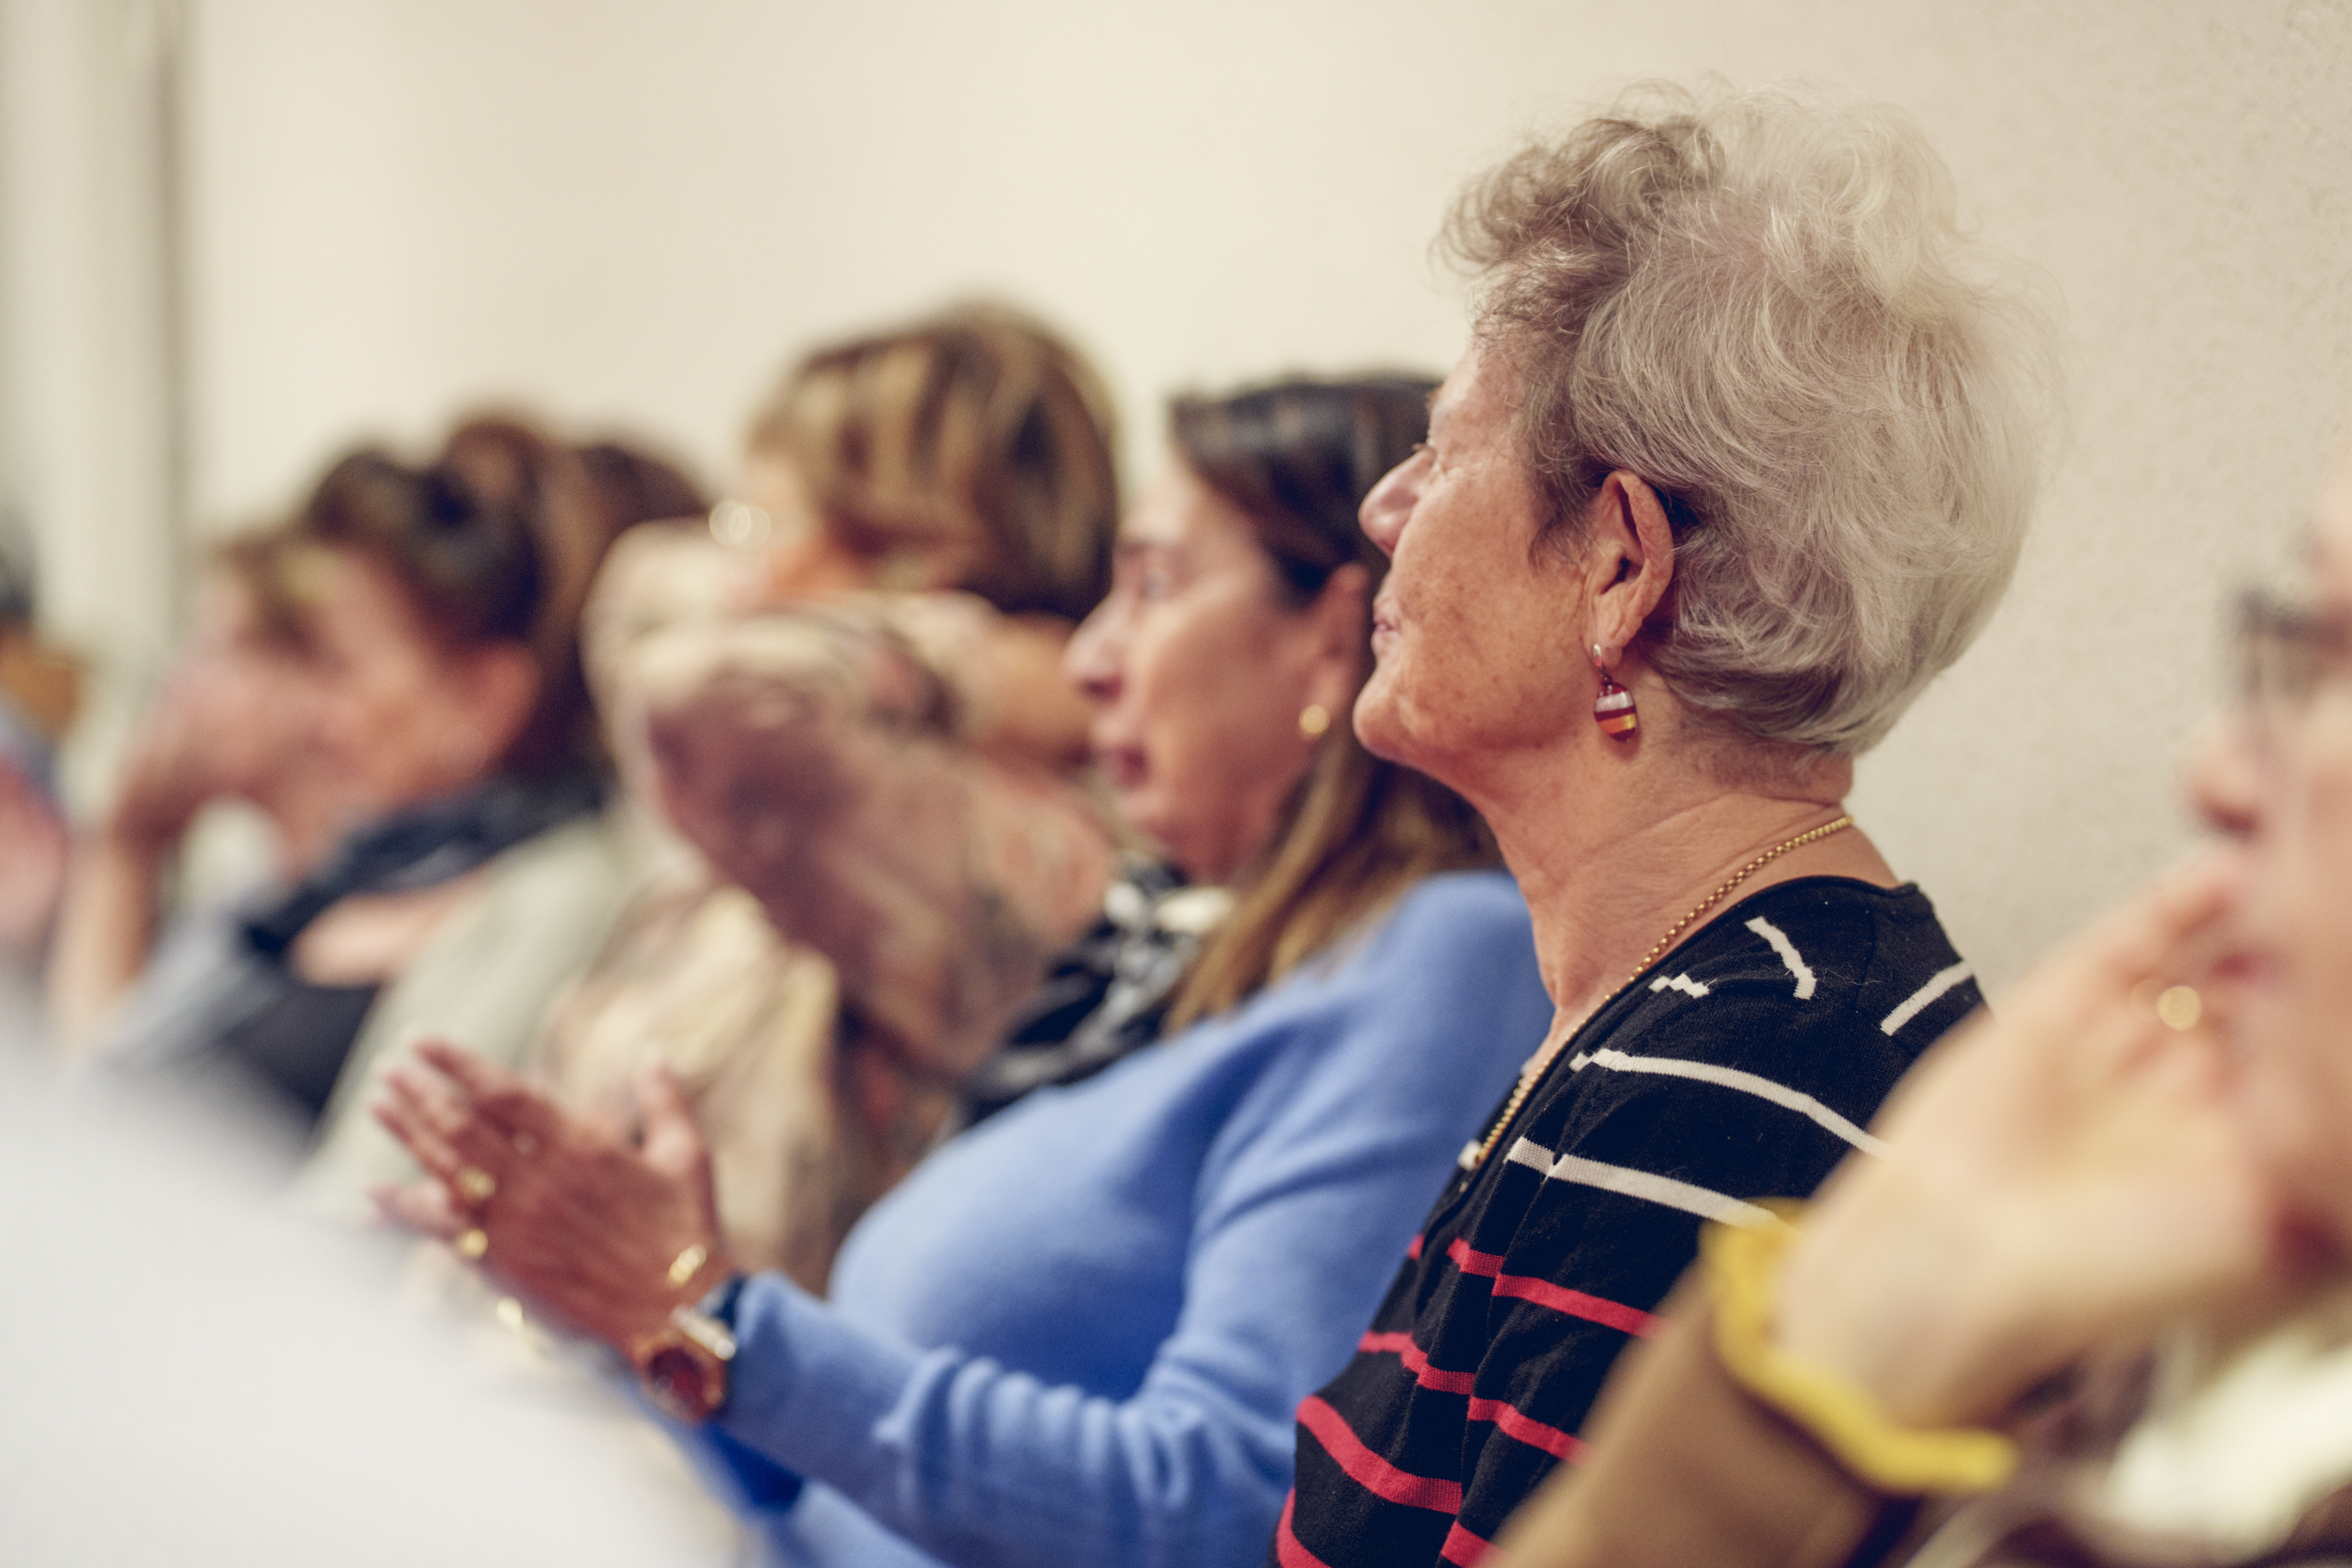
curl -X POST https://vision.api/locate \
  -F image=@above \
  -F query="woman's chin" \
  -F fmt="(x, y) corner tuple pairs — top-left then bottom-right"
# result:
(1352, 676), (1437, 773)
(1111, 791), (1177, 864)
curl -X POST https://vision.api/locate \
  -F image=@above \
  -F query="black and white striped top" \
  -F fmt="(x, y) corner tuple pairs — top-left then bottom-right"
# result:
(1272, 876), (1982, 1568)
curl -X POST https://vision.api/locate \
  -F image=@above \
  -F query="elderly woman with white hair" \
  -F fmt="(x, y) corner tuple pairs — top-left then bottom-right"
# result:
(1273, 84), (2056, 1566)
(1477, 410), (2352, 1568)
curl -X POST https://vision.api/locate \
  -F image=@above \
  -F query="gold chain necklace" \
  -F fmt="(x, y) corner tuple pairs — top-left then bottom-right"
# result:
(1466, 812), (1856, 1172)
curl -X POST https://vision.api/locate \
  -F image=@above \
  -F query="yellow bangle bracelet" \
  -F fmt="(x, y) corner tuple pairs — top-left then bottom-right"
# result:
(1703, 1214), (2020, 1496)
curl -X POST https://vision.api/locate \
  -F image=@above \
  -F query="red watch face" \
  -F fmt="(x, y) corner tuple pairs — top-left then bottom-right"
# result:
(643, 1340), (724, 1422)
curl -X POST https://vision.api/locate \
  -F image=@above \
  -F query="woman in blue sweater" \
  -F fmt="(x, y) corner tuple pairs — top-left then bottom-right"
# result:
(375, 377), (1553, 1567)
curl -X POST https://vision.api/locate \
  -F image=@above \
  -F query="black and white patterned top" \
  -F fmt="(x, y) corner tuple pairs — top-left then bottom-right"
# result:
(954, 859), (1232, 1125)
(1273, 876), (1983, 1568)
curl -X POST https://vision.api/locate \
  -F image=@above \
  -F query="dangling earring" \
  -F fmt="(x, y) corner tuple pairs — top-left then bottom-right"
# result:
(1592, 644), (1638, 738)
(1298, 703), (1332, 740)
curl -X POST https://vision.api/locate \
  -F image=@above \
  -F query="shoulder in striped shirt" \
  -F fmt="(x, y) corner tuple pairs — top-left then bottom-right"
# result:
(1275, 877), (1982, 1567)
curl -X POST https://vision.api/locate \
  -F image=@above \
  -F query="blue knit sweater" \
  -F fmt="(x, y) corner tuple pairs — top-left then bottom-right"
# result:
(680, 869), (1551, 1568)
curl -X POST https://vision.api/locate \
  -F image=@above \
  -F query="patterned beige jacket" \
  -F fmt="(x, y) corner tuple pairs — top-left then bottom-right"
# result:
(527, 526), (1112, 1290)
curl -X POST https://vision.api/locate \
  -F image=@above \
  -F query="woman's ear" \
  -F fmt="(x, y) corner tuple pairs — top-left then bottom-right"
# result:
(1304, 561), (1374, 704)
(1577, 472), (1677, 662)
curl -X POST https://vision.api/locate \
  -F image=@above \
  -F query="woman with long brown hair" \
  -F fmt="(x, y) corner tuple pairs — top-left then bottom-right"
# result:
(374, 375), (1553, 1568)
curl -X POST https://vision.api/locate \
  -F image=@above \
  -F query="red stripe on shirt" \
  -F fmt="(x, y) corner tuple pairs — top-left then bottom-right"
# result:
(1357, 1330), (1476, 1394)
(1441, 1520), (1494, 1565)
(1295, 1395), (1464, 1514)
(1444, 1237), (1662, 1338)
(1274, 1492), (1336, 1568)
(1466, 1396), (1587, 1462)
(1356, 1331), (1590, 1462)
(1406, 1232), (1424, 1259)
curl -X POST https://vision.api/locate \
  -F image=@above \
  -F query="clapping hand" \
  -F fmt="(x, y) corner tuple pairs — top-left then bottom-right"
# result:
(372, 1041), (732, 1349)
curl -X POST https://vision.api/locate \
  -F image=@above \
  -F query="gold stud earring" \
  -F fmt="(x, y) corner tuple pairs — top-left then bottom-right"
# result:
(1298, 704), (1332, 740)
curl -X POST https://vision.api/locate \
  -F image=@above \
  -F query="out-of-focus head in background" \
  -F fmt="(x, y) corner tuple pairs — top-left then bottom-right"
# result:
(600, 300), (1120, 849)
(283, 414), (702, 821)
(0, 520), (75, 971)
(38, 414), (705, 1065)
(742, 301), (1121, 619)
(103, 531), (340, 872)
(2193, 410), (2352, 1247)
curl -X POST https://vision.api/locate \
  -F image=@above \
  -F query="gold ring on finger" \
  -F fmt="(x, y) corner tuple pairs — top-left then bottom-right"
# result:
(456, 1227), (489, 1261)
(454, 1166), (498, 1204)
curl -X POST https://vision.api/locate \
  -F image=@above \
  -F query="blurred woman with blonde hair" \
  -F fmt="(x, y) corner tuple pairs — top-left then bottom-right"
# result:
(530, 302), (1126, 1289)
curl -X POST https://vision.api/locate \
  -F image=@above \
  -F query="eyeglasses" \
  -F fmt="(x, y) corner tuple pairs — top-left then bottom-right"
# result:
(2236, 588), (2352, 731)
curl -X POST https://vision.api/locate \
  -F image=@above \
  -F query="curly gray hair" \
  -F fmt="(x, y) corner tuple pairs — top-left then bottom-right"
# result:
(1447, 82), (2059, 755)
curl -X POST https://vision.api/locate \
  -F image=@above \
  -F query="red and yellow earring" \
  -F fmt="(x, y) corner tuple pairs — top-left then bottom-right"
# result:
(1592, 644), (1639, 738)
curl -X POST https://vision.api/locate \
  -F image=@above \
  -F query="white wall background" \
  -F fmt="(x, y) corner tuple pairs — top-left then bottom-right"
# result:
(8, 0), (2351, 989)
(2, 0), (186, 774)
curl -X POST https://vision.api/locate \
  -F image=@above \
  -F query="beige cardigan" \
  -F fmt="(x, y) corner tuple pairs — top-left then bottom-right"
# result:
(1493, 1280), (2352, 1568)
(292, 811), (634, 1219)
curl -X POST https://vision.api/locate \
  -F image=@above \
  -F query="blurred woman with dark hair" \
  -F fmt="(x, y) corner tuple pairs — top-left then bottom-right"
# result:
(46, 529), (355, 1044)
(376, 374), (1553, 1568)
(0, 527), (77, 1001)
(66, 416), (701, 1207)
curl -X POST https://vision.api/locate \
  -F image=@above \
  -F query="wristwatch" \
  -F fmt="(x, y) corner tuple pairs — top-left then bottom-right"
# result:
(627, 1272), (745, 1425)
